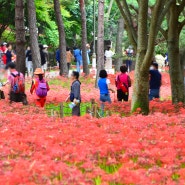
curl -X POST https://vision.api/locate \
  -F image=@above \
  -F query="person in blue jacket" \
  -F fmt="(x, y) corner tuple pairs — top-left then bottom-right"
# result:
(73, 47), (82, 73)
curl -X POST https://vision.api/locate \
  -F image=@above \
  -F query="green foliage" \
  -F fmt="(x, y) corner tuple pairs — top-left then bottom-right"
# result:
(1, 29), (15, 43)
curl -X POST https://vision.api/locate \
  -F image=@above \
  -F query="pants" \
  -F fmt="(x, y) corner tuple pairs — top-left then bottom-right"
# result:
(9, 91), (28, 105)
(35, 97), (46, 107)
(67, 63), (71, 73)
(27, 61), (33, 76)
(42, 63), (47, 71)
(117, 89), (129, 102)
(72, 104), (80, 116)
(149, 89), (160, 101)
(100, 94), (111, 116)
(76, 60), (82, 73)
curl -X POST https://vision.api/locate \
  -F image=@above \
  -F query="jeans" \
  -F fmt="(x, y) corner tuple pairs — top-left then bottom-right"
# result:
(76, 60), (82, 73)
(149, 89), (160, 101)
(100, 94), (111, 116)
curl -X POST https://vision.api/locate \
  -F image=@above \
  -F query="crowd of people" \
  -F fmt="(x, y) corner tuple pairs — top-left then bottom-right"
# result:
(0, 41), (162, 117)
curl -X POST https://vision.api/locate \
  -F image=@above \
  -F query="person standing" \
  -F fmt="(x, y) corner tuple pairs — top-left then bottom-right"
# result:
(105, 46), (114, 69)
(5, 62), (27, 105)
(86, 44), (91, 65)
(6, 44), (14, 65)
(98, 70), (115, 116)
(73, 47), (82, 73)
(116, 65), (131, 102)
(66, 71), (81, 116)
(56, 48), (61, 69)
(30, 68), (50, 107)
(26, 46), (33, 77)
(39, 45), (47, 73)
(149, 62), (162, 101)
(43, 45), (49, 71)
(66, 47), (73, 73)
(1, 42), (7, 65)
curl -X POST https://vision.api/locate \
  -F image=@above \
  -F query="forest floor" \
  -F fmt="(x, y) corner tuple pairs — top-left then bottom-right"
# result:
(0, 71), (185, 185)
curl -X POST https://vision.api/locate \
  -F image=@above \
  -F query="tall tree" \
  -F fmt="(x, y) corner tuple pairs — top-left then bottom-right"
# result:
(115, 17), (124, 72)
(15, 0), (26, 74)
(79, 0), (89, 75)
(97, 0), (105, 72)
(53, 0), (68, 76)
(167, 0), (185, 104)
(27, 0), (41, 69)
(116, 0), (173, 114)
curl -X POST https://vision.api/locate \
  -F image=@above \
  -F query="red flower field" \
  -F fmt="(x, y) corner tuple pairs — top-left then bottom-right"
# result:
(0, 72), (185, 185)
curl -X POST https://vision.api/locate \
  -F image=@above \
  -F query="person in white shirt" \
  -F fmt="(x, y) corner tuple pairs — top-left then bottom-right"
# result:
(105, 46), (114, 69)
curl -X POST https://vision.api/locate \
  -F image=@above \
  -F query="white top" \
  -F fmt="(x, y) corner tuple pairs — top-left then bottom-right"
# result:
(105, 50), (114, 58)
(106, 79), (110, 85)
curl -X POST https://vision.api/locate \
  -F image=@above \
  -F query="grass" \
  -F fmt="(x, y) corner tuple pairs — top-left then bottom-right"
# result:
(45, 102), (92, 117)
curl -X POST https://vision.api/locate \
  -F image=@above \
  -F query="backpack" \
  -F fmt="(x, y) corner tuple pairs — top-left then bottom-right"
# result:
(36, 80), (48, 97)
(11, 73), (25, 93)
(117, 75), (131, 93)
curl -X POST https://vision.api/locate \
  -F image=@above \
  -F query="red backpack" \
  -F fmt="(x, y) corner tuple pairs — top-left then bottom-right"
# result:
(11, 73), (25, 93)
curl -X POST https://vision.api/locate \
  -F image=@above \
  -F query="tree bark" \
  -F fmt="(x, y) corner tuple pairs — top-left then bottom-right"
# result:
(168, 1), (185, 104)
(96, 0), (105, 87)
(53, 0), (68, 76)
(27, 0), (41, 69)
(15, 0), (26, 75)
(131, 0), (149, 114)
(97, 0), (105, 71)
(79, 0), (89, 75)
(115, 17), (124, 72)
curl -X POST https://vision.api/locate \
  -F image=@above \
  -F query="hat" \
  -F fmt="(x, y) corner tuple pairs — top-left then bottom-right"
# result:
(2, 42), (7, 46)
(43, 45), (48, 48)
(34, 68), (44, 75)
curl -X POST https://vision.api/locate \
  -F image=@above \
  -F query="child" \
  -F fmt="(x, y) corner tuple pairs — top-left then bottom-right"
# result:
(98, 69), (114, 116)
(30, 68), (49, 107)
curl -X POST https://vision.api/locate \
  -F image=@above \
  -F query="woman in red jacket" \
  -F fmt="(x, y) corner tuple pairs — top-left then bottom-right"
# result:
(30, 68), (50, 107)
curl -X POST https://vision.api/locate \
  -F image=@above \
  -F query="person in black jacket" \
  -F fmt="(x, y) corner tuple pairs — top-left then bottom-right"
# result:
(39, 45), (46, 73)
(26, 46), (33, 77)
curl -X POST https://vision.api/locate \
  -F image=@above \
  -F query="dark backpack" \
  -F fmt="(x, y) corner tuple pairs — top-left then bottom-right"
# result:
(11, 73), (25, 93)
(36, 80), (48, 97)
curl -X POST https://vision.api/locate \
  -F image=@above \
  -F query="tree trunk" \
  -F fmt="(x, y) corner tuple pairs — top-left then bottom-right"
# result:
(27, 0), (41, 69)
(79, 0), (89, 75)
(115, 17), (124, 72)
(95, 0), (105, 87)
(15, 0), (26, 75)
(131, 0), (149, 114)
(53, 0), (68, 76)
(168, 2), (185, 104)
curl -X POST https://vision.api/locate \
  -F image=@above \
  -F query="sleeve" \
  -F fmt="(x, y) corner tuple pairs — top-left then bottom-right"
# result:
(30, 80), (35, 94)
(72, 83), (80, 99)
(128, 76), (131, 87)
(46, 82), (50, 91)
(106, 79), (110, 85)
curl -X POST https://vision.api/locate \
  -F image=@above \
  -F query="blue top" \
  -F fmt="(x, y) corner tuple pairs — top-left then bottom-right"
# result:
(150, 70), (161, 89)
(98, 78), (109, 95)
(56, 49), (60, 63)
(74, 49), (82, 61)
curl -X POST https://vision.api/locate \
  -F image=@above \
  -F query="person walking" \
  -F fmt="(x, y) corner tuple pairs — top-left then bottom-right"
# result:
(115, 65), (131, 102)
(149, 62), (162, 101)
(66, 47), (73, 73)
(26, 46), (33, 77)
(66, 71), (81, 116)
(30, 68), (50, 107)
(73, 47), (82, 73)
(5, 62), (27, 105)
(86, 44), (91, 65)
(98, 69), (115, 116)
